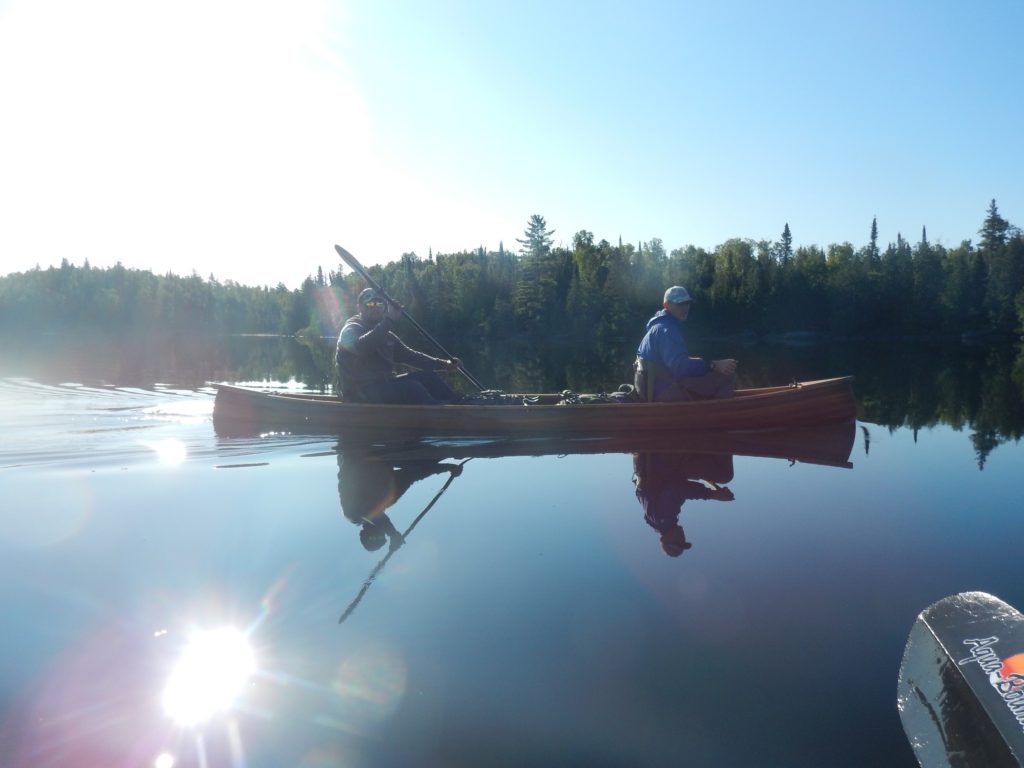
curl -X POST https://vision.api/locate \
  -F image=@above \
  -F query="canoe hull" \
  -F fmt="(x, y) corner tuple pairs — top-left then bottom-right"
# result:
(213, 376), (857, 437)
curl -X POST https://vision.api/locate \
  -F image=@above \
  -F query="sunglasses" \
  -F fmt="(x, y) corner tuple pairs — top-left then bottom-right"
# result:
(362, 299), (384, 309)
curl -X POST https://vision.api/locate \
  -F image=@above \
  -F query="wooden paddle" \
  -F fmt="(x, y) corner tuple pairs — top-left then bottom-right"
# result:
(334, 244), (486, 391)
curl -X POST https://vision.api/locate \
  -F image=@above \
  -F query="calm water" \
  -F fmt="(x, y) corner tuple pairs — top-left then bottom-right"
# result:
(1, 337), (1023, 767)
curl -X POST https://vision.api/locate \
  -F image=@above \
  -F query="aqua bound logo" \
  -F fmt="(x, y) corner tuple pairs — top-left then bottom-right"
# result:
(959, 636), (1024, 732)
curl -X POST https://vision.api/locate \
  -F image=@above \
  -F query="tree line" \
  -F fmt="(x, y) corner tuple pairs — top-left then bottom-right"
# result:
(1, 201), (1021, 342)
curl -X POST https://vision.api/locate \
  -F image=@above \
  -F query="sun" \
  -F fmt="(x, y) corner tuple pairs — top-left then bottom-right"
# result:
(162, 627), (256, 726)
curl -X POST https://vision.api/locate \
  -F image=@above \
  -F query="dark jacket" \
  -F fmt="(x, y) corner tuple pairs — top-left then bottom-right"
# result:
(336, 314), (444, 400)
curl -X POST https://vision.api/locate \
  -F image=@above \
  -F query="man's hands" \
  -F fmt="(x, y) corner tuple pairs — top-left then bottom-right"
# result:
(709, 486), (735, 502)
(711, 358), (738, 376)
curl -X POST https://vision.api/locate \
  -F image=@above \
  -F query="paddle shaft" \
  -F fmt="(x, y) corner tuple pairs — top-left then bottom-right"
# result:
(338, 460), (469, 624)
(334, 245), (486, 391)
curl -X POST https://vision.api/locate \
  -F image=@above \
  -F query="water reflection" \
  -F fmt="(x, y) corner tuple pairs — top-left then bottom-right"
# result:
(337, 452), (464, 553)
(348, 420), (858, 468)
(337, 451), (468, 624)
(333, 420), (856, 576)
(632, 451), (735, 557)
(8, 329), (1021, 463)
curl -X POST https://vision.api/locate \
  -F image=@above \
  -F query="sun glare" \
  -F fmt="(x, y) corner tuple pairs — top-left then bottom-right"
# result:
(0, 0), (373, 288)
(163, 627), (256, 726)
(144, 439), (188, 466)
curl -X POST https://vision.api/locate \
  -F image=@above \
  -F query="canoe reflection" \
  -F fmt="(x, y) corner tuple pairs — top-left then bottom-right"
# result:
(633, 451), (735, 557)
(335, 420), (855, 565)
(338, 419), (856, 469)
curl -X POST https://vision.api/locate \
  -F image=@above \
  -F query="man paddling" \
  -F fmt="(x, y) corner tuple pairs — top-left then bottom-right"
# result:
(336, 288), (464, 404)
(634, 286), (738, 402)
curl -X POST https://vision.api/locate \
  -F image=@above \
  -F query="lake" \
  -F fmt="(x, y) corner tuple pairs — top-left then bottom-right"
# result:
(1, 335), (1022, 767)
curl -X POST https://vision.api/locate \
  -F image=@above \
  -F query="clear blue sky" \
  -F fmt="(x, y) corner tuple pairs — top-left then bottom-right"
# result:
(1, 0), (1021, 288)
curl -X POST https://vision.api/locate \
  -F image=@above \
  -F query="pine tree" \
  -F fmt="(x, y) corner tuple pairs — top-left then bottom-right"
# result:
(778, 223), (793, 263)
(912, 226), (943, 333)
(979, 199), (1010, 252)
(513, 215), (557, 332)
(978, 200), (1022, 330)
(516, 214), (555, 258)
(868, 217), (880, 264)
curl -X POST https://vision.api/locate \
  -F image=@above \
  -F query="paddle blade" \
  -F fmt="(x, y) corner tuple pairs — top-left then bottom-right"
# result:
(334, 244), (361, 272)
(898, 591), (1024, 767)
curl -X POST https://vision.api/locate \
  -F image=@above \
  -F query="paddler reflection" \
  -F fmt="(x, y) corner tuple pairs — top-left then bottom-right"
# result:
(337, 450), (463, 552)
(632, 451), (735, 557)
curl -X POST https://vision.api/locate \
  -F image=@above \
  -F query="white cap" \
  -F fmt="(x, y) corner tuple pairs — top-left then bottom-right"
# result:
(663, 286), (693, 304)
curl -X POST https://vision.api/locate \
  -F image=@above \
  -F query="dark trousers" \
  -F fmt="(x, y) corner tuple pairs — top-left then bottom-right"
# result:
(359, 370), (459, 405)
(635, 367), (736, 402)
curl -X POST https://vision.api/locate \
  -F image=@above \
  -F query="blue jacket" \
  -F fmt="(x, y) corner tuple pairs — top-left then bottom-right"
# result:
(636, 310), (711, 398)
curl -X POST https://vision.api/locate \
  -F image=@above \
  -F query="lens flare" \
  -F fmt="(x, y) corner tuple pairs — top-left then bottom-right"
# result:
(163, 627), (255, 726)
(324, 648), (407, 733)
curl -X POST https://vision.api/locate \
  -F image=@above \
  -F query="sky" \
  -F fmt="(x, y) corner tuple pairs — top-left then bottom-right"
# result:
(1, 0), (1022, 289)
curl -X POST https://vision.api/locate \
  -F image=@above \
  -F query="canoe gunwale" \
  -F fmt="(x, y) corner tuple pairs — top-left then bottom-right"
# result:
(213, 376), (856, 436)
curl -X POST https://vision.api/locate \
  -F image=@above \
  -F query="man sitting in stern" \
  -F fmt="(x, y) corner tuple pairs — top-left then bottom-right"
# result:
(336, 288), (463, 404)
(634, 286), (738, 402)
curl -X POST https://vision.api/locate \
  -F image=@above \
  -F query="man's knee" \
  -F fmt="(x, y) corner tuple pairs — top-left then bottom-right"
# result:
(655, 383), (692, 402)
(397, 380), (440, 405)
(365, 378), (439, 405)
(715, 372), (737, 399)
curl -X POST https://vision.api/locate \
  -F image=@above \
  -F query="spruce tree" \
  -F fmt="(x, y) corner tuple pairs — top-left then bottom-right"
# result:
(779, 223), (793, 263)
(979, 199), (1010, 252)
(868, 217), (880, 263)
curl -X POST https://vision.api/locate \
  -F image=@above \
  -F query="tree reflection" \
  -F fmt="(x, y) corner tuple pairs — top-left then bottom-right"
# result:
(851, 342), (1024, 469)
(6, 327), (1021, 465)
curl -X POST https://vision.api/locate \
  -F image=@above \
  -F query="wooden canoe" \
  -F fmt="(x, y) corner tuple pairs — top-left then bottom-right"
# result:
(213, 376), (856, 437)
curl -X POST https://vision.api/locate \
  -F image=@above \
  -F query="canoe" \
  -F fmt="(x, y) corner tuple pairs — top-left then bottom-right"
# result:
(213, 376), (856, 437)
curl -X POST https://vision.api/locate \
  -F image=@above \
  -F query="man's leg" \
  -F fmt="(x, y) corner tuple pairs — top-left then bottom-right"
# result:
(399, 370), (461, 403)
(365, 377), (442, 405)
(678, 371), (736, 400)
(654, 381), (692, 402)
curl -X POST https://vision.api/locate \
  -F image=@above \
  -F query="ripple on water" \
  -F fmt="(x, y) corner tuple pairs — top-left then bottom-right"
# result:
(0, 378), (215, 471)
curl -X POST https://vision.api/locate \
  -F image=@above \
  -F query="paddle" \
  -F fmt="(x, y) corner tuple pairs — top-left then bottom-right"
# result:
(898, 591), (1024, 766)
(334, 244), (487, 391)
(338, 459), (470, 624)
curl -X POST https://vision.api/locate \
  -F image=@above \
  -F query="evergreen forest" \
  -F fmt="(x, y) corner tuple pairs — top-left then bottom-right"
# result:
(1, 201), (1022, 343)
